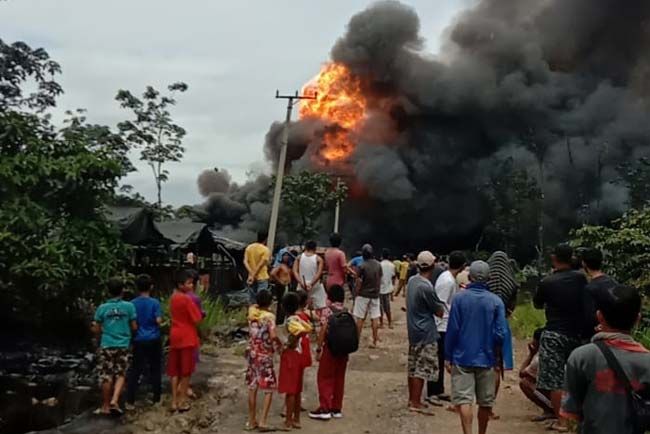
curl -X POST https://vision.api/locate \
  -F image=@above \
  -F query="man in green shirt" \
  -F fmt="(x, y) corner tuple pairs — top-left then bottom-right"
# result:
(92, 278), (137, 415)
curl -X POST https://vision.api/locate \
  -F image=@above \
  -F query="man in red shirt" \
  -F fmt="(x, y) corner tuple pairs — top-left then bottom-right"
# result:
(168, 270), (203, 412)
(325, 233), (351, 291)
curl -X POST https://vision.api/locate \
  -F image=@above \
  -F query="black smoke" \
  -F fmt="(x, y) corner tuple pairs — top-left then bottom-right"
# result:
(208, 0), (650, 254)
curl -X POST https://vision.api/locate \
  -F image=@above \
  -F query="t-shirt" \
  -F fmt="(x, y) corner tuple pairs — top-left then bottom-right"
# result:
(169, 291), (203, 349)
(406, 274), (444, 345)
(434, 270), (459, 333)
(325, 248), (347, 289)
(533, 269), (587, 337)
(350, 256), (363, 268)
(380, 259), (396, 294)
(132, 295), (161, 342)
(562, 333), (650, 434)
(399, 261), (409, 280)
(245, 242), (271, 281)
(94, 298), (136, 348)
(393, 260), (402, 277)
(358, 258), (382, 299)
(583, 275), (617, 338)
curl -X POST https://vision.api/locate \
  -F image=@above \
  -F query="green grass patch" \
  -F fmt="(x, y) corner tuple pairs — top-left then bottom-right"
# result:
(510, 301), (546, 339)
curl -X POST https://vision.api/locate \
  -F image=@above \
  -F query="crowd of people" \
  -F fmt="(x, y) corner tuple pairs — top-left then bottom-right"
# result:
(89, 231), (649, 434)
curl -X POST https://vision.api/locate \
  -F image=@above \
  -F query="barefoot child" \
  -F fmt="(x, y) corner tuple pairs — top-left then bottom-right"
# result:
(279, 292), (313, 429)
(185, 269), (206, 400)
(92, 278), (137, 415)
(296, 290), (314, 370)
(246, 290), (281, 431)
(167, 270), (203, 412)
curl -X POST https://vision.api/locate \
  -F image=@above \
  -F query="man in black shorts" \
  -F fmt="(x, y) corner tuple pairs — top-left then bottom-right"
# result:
(533, 244), (587, 430)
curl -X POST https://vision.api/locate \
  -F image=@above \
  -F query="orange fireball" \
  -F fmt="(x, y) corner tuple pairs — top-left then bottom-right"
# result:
(300, 63), (366, 162)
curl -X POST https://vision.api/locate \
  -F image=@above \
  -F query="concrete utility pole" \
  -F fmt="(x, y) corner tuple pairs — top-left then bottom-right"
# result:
(333, 176), (341, 233)
(267, 90), (317, 254)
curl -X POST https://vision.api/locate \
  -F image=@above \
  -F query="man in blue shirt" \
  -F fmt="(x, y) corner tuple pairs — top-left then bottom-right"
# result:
(92, 278), (137, 415)
(126, 274), (163, 408)
(445, 261), (506, 434)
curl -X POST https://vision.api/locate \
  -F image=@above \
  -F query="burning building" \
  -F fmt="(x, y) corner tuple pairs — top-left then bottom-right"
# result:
(202, 0), (650, 257)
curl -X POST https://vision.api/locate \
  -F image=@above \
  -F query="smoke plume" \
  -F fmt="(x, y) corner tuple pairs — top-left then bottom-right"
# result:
(203, 0), (650, 253)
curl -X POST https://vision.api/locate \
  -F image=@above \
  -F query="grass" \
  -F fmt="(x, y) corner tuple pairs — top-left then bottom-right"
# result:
(510, 301), (546, 339)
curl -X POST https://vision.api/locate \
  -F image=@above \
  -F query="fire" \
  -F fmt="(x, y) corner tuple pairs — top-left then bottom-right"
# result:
(300, 63), (366, 162)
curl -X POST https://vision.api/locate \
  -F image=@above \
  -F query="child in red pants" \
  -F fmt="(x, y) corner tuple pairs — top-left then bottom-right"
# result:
(279, 292), (313, 429)
(309, 285), (349, 421)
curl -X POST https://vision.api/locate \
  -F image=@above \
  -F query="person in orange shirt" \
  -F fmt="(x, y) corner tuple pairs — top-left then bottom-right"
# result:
(167, 270), (203, 412)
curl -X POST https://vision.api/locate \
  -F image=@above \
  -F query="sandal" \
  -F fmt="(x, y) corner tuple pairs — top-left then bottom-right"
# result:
(244, 422), (258, 431)
(409, 406), (436, 416)
(93, 408), (110, 416)
(546, 421), (569, 432)
(109, 403), (123, 416)
(177, 403), (191, 413)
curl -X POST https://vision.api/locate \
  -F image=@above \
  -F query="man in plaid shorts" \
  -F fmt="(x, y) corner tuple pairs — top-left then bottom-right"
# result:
(92, 278), (137, 415)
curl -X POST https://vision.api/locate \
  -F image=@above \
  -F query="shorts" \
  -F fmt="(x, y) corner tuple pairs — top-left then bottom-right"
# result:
(408, 343), (439, 381)
(379, 293), (391, 317)
(451, 365), (496, 407)
(248, 279), (269, 303)
(353, 296), (381, 320)
(97, 347), (130, 384)
(167, 347), (197, 377)
(246, 354), (277, 391)
(537, 330), (581, 391)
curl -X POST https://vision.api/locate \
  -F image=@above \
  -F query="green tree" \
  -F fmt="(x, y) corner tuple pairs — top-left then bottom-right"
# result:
(280, 171), (348, 243)
(571, 209), (650, 345)
(116, 82), (188, 210)
(0, 40), (128, 336)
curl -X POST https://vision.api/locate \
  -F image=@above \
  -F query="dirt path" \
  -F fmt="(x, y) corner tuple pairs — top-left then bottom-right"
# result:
(124, 297), (551, 434)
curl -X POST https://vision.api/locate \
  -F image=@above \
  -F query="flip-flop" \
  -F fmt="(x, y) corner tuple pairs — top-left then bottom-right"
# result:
(93, 408), (110, 416)
(409, 407), (436, 416)
(546, 421), (569, 432)
(109, 403), (123, 416)
(177, 404), (191, 413)
(531, 414), (556, 422)
(244, 423), (258, 431)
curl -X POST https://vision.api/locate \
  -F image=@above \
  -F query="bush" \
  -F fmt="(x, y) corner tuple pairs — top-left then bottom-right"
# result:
(510, 301), (546, 339)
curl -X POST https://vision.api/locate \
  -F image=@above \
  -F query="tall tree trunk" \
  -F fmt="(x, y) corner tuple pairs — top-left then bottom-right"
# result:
(537, 159), (545, 272)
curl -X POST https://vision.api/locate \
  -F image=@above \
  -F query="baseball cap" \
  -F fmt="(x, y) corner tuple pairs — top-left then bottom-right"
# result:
(469, 260), (490, 282)
(416, 251), (436, 268)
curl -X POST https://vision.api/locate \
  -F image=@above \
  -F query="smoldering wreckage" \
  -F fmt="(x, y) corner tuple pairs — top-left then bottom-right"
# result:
(199, 0), (650, 258)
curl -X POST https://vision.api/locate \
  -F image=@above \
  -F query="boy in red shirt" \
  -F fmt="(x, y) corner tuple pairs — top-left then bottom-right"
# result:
(167, 270), (203, 412)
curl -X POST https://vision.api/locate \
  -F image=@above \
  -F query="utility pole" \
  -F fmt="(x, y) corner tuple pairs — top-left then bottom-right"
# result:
(267, 90), (317, 253)
(333, 176), (341, 233)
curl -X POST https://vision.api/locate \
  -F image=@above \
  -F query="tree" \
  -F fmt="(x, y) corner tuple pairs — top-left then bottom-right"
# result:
(571, 208), (650, 346)
(280, 171), (348, 243)
(116, 82), (188, 210)
(483, 157), (541, 260)
(614, 157), (650, 210)
(0, 41), (128, 336)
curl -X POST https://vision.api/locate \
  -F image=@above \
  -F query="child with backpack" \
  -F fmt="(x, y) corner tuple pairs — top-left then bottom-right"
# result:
(279, 292), (313, 429)
(309, 284), (358, 421)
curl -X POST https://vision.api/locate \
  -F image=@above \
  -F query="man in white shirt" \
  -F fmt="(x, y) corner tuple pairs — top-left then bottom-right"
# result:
(427, 250), (466, 404)
(379, 249), (396, 329)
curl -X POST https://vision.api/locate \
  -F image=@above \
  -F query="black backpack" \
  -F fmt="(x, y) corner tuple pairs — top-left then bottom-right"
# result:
(596, 341), (650, 433)
(326, 308), (359, 357)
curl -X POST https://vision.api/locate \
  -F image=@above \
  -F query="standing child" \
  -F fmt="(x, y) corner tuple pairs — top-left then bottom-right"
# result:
(246, 290), (281, 431)
(92, 278), (137, 415)
(310, 284), (356, 421)
(296, 290), (313, 370)
(279, 292), (313, 429)
(126, 274), (162, 408)
(167, 270), (203, 412)
(186, 269), (206, 400)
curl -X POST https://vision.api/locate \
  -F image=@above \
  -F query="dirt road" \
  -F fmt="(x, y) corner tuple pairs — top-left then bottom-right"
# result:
(126, 297), (551, 434)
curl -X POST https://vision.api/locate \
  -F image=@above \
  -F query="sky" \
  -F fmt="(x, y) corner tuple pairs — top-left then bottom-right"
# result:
(1, 0), (468, 206)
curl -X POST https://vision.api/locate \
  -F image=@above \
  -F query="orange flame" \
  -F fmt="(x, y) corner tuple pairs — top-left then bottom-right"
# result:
(300, 63), (366, 162)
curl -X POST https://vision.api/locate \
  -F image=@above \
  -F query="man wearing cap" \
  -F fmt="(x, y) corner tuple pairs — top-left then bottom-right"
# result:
(445, 261), (507, 434)
(353, 244), (383, 348)
(405, 251), (445, 414)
